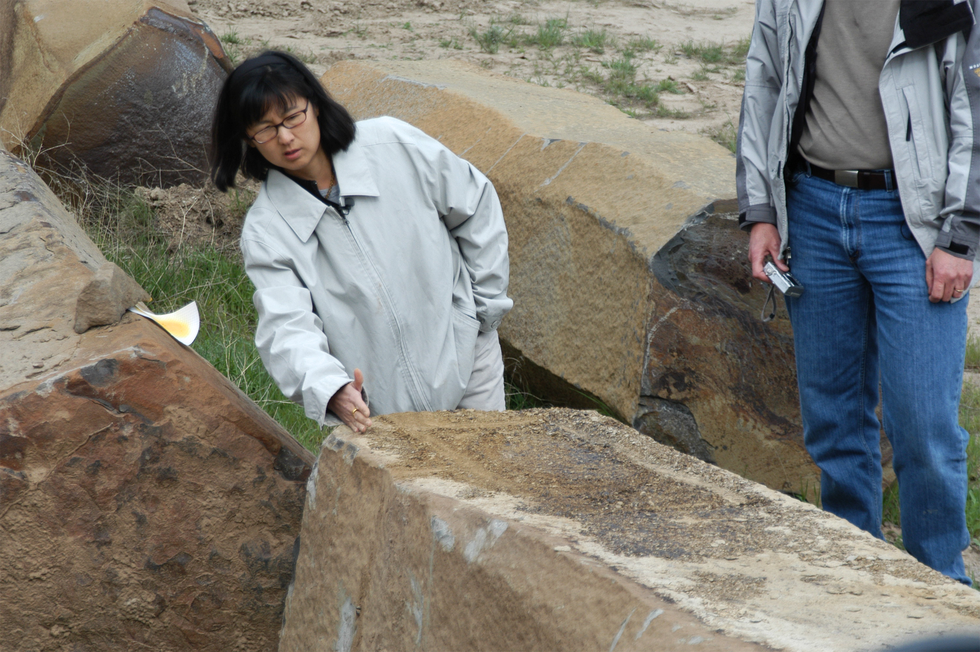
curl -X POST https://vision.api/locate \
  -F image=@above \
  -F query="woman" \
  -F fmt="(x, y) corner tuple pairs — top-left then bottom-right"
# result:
(210, 51), (513, 433)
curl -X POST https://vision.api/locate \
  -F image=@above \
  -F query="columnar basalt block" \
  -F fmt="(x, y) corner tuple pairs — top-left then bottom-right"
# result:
(0, 148), (313, 650)
(1, 1), (230, 186)
(282, 411), (979, 652)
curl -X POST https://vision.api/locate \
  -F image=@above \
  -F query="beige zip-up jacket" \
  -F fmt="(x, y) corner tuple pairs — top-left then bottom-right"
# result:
(241, 117), (513, 425)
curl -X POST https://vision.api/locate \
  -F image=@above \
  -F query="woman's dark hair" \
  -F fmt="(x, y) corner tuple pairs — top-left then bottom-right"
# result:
(209, 50), (356, 192)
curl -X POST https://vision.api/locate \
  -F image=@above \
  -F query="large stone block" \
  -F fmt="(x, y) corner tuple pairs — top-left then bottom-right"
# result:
(0, 0), (230, 186)
(319, 60), (838, 494)
(0, 148), (314, 649)
(283, 410), (979, 652)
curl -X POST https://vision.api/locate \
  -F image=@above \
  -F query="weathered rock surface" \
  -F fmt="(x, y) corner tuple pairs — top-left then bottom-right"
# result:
(0, 147), (314, 650)
(1, 0), (230, 186)
(319, 60), (836, 494)
(74, 262), (151, 334)
(283, 410), (980, 652)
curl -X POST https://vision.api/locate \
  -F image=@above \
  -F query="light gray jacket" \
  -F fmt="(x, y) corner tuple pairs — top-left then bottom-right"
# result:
(241, 117), (512, 425)
(737, 0), (980, 274)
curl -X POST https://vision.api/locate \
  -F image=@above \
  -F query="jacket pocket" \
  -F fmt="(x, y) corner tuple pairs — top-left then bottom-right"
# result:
(451, 304), (480, 386)
(902, 86), (937, 182)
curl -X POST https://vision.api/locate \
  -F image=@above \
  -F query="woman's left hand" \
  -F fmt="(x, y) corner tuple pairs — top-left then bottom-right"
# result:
(328, 368), (373, 433)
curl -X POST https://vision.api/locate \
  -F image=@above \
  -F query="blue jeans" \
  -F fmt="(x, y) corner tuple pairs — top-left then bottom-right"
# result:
(785, 170), (971, 585)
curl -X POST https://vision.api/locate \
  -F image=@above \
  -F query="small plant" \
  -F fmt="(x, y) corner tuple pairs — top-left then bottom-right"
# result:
(229, 188), (257, 221)
(656, 78), (683, 94)
(965, 334), (980, 370)
(705, 118), (738, 153)
(572, 28), (612, 54)
(439, 36), (463, 50)
(220, 31), (245, 45)
(282, 45), (317, 65)
(681, 40), (725, 64)
(470, 23), (509, 54)
(605, 54), (637, 83)
(732, 36), (751, 60)
(525, 17), (567, 49)
(625, 36), (661, 53)
(402, 21), (413, 31)
(655, 106), (691, 119)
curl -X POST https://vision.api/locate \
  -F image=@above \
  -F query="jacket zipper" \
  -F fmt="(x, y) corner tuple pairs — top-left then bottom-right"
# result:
(337, 210), (432, 411)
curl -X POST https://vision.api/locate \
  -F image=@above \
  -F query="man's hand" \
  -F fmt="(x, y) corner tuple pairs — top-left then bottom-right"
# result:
(926, 248), (973, 303)
(748, 222), (788, 283)
(327, 368), (373, 433)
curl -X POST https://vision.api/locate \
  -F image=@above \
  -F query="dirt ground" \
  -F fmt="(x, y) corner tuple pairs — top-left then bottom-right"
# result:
(189, 0), (753, 139)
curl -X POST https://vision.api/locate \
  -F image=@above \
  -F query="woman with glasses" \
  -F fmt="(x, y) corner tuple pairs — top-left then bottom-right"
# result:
(210, 51), (513, 433)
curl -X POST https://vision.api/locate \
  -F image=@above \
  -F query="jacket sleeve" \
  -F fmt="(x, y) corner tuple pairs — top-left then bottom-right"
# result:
(404, 123), (514, 332)
(242, 235), (352, 427)
(934, 7), (980, 261)
(736, 0), (782, 230)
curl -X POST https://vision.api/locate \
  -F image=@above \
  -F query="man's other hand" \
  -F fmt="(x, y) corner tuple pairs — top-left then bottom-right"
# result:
(926, 249), (973, 303)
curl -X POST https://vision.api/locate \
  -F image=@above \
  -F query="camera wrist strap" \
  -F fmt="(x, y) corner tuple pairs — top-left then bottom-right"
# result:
(761, 284), (778, 322)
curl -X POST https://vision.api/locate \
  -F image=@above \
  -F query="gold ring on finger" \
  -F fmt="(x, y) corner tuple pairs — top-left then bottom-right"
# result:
(352, 407), (358, 415)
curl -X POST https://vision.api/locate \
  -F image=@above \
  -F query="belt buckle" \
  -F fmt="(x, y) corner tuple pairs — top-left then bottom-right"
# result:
(834, 169), (859, 188)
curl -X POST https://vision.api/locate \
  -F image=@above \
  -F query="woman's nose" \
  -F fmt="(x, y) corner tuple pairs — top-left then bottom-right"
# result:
(277, 126), (294, 144)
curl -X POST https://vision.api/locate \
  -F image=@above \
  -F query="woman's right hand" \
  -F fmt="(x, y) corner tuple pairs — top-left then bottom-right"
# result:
(328, 368), (372, 433)
(749, 222), (788, 283)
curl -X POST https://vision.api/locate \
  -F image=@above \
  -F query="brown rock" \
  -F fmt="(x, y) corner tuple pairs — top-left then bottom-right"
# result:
(282, 410), (980, 652)
(74, 262), (151, 333)
(319, 60), (833, 494)
(1, 1), (231, 186)
(0, 147), (314, 650)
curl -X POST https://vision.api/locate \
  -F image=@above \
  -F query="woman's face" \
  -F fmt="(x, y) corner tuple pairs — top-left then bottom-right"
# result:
(246, 95), (325, 179)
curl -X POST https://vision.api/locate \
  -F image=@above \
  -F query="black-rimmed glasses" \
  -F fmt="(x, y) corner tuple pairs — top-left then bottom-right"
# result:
(248, 101), (310, 144)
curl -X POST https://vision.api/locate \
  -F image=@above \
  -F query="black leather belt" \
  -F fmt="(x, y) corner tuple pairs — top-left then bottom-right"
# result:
(807, 162), (897, 191)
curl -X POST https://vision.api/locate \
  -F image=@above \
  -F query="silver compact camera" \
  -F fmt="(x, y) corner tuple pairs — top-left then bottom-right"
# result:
(764, 262), (804, 297)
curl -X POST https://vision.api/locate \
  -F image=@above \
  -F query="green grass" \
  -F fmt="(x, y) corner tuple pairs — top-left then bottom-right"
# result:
(525, 17), (567, 49)
(624, 36), (661, 53)
(571, 28), (613, 54)
(680, 39), (749, 66)
(965, 333), (980, 370)
(439, 36), (463, 50)
(220, 31), (245, 45)
(704, 118), (738, 154)
(54, 176), (328, 452)
(470, 23), (509, 54)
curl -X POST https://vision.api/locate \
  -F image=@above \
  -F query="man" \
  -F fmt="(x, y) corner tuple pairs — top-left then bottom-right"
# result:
(736, 0), (979, 584)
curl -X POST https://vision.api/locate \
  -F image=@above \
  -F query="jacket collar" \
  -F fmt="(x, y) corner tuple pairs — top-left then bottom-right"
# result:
(264, 130), (381, 243)
(899, 0), (974, 49)
(332, 133), (381, 201)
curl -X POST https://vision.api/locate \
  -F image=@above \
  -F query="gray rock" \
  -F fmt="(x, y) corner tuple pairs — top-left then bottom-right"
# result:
(73, 262), (150, 333)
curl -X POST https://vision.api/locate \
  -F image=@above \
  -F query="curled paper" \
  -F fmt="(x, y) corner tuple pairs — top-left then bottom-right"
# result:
(128, 301), (200, 346)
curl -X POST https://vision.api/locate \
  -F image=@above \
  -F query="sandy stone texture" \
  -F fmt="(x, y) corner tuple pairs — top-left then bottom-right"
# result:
(284, 409), (980, 652)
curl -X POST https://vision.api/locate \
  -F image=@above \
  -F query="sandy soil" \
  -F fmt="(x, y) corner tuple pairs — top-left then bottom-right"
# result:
(188, 0), (754, 141)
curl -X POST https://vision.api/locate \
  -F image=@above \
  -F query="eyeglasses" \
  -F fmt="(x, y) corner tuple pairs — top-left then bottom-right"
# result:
(248, 101), (310, 144)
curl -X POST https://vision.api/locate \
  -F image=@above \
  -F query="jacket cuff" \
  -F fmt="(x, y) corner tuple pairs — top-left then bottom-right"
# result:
(935, 218), (980, 262)
(738, 204), (778, 232)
